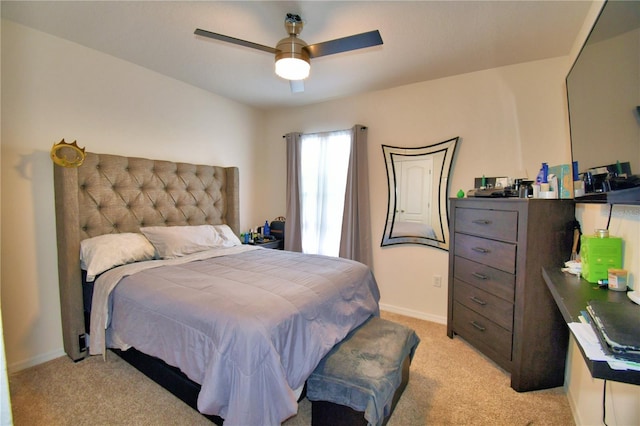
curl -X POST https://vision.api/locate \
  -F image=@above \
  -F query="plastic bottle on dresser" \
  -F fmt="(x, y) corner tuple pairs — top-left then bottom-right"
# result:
(263, 220), (270, 237)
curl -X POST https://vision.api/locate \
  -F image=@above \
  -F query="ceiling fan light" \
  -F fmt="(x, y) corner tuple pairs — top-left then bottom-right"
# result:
(275, 57), (310, 80)
(275, 36), (310, 80)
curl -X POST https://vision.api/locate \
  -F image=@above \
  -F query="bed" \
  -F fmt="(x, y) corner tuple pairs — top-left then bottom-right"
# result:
(53, 152), (381, 425)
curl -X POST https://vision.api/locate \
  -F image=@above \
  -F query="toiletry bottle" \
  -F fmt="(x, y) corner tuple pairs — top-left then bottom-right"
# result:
(264, 220), (270, 237)
(584, 172), (594, 193)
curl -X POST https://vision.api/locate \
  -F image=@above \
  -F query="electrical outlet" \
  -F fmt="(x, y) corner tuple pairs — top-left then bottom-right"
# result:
(433, 275), (442, 287)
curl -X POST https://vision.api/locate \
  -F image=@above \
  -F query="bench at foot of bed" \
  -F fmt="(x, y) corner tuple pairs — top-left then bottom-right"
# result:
(307, 316), (420, 426)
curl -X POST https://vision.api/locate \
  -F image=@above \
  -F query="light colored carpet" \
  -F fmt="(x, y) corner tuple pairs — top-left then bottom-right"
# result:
(8, 311), (574, 425)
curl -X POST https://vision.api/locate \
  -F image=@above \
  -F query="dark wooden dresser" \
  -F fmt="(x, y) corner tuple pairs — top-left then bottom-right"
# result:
(447, 198), (575, 391)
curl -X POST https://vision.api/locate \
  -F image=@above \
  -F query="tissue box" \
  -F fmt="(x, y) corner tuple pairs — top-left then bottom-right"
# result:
(580, 236), (623, 283)
(549, 164), (573, 199)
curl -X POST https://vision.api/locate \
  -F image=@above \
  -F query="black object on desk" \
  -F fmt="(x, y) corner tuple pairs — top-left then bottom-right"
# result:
(587, 300), (640, 362)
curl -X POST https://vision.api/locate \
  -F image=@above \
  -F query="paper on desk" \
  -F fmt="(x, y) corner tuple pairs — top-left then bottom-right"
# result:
(568, 322), (640, 371)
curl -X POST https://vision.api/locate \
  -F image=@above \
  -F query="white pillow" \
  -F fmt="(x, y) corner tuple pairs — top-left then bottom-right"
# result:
(140, 224), (224, 259)
(213, 224), (243, 247)
(80, 233), (156, 282)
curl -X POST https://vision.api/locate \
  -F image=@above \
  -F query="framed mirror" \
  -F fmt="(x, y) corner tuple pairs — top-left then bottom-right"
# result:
(381, 136), (459, 250)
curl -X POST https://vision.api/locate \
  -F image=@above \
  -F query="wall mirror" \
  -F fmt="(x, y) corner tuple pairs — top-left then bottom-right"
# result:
(381, 137), (459, 250)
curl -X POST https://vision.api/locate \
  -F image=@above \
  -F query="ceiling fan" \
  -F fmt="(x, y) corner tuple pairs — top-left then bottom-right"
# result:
(194, 13), (383, 93)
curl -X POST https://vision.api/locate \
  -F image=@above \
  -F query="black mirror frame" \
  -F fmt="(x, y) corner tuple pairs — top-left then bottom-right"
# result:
(381, 136), (459, 250)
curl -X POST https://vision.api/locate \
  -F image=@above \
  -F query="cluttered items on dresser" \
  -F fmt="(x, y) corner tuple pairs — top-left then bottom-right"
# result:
(465, 163), (578, 199)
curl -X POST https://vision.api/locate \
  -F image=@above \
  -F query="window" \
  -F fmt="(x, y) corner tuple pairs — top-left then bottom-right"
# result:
(285, 125), (371, 266)
(299, 130), (352, 256)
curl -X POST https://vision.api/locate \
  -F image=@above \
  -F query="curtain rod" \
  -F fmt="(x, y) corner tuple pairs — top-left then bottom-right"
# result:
(282, 126), (367, 138)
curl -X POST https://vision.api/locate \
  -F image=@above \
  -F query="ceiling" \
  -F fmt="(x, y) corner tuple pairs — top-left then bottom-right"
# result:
(1, 1), (593, 110)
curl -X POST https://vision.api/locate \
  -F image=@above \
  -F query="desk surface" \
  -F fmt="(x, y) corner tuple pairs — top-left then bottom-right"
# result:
(542, 267), (640, 385)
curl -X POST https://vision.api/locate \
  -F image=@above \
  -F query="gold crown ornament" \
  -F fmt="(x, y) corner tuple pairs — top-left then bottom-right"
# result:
(50, 139), (86, 168)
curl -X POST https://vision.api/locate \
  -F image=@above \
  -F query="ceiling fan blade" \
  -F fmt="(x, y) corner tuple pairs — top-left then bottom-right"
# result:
(306, 30), (383, 58)
(290, 80), (305, 93)
(194, 28), (277, 54)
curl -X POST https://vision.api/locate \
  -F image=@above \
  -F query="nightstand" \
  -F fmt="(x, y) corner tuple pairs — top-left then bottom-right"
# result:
(248, 239), (284, 250)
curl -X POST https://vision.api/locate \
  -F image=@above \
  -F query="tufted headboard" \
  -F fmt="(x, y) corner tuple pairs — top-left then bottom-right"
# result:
(53, 152), (240, 360)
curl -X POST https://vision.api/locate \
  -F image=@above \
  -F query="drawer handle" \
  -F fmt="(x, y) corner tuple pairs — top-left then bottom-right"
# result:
(472, 247), (490, 254)
(470, 296), (487, 306)
(472, 272), (488, 280)
(470, 321), (486, 331)
(472, 219), (492, 225)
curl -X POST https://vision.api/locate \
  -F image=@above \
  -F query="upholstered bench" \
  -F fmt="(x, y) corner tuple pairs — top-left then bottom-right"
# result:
(307, 316), (420, 426)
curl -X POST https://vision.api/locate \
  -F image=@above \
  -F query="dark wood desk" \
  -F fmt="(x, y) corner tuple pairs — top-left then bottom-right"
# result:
(542, 267), (640, 386)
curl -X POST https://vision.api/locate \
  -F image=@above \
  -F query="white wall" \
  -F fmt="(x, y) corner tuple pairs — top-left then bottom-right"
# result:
(0, 20), (268, 371)
(0, 11), (12, 426)
(264, 56), (573, 322)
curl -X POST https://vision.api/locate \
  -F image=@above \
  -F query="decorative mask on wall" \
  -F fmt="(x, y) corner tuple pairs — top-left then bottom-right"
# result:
(50, 139), (86, 168)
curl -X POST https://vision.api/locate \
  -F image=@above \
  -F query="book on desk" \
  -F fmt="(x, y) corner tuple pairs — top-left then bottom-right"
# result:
(586, 299), (640, 362)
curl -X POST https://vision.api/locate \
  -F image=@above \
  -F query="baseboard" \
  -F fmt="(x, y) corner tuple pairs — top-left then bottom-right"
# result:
(7, 348), (66, 374)
(379, 303), (446, 325)
(565, 384), (582, 426)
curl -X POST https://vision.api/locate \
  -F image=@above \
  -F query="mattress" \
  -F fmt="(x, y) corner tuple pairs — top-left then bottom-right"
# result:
(90, 245), (380, 425)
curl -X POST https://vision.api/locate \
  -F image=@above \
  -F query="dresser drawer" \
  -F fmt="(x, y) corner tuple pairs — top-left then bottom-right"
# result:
(454, 233), (516, 274)
(453, 256), (515, 302)
(452, 301), (512, 361)
(453, 280), (513, 331)
(455, 208), (518, 242)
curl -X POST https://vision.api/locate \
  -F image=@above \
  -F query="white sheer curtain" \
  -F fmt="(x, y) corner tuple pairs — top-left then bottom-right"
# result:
(285, 125), (372, 267)
(299, 130), (351, 256)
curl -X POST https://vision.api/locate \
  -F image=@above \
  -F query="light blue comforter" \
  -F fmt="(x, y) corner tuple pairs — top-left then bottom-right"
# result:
(101, 247), (380, 425)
